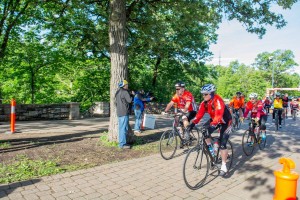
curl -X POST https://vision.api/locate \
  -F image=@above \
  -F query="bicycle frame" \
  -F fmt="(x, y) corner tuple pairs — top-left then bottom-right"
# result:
(196, 127), (220, 166)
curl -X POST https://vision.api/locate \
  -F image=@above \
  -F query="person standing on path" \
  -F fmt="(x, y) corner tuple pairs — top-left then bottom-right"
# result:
(115, 80), (132, 149)
(133, 89), (153, 135)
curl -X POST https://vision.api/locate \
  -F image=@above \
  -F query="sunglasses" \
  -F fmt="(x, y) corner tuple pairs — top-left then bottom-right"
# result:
(250, 98), (256, 100)
(202, 93), (210, 96)
(175, 88), (181, 90)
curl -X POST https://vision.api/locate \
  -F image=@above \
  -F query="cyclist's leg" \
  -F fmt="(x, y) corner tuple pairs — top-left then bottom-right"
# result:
(278, 109), (282, 126)
(203, 119), (213, 145)
(238, 108), (243, 118)
(259, 115), (267, 133)
(219, 123), (230, 174)
(184, 111), (197, 140)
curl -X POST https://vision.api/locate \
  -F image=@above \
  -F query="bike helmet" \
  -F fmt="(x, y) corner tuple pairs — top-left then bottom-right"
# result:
(174, 81), (185, 88)
(236, 91), (242, 95)
(249, 93), (258, 99)
(118, 80), (128, 88)
(275, 92), (281, 97)
(200, 84), (216, 94)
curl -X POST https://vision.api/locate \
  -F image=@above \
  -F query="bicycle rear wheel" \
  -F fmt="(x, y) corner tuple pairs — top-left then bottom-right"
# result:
(293, 111), (296, 120)
(159, 129), (177, 160)
(258, 131), (267, 150)
(275, 114), (279, 131)
(242, 130), (255, 156)
(188, 128), (200, 147)
(183, 145), (209, 190)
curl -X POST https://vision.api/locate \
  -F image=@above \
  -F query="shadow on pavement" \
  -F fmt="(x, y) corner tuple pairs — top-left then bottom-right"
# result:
(0, 130), (102, 153)
(0, 179), (40, 198)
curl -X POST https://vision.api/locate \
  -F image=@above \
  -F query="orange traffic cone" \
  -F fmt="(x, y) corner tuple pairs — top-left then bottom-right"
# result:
(273, 157), (299, 200)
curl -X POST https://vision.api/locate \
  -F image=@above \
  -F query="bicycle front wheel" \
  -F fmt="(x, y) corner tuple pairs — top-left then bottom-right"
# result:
(183, 145), (209, 190)
(242, 130), (255, 156)
(159, 129), (177, 160)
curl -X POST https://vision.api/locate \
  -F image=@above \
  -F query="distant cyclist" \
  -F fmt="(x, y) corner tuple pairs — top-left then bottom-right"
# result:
(164, 81), (197, 129)
(242, 93), (268, 136)
(273, 92), (283, 128)
(282, 93), (289, 118)
(229, 91), (245, 117)
(290, 98), (299, 116)
(263, 96), (271, 114)
(187, 84), (232, 176)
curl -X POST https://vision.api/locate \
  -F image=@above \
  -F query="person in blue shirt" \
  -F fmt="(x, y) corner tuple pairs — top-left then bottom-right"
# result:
(133, 89), (153, 134)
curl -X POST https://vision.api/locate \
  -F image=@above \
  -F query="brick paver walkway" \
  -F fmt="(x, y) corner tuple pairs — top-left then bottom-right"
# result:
(0, 115), (299, 200)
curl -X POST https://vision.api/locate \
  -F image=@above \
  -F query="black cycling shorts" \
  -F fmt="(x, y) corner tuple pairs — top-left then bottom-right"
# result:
(186, 111), (197, 122)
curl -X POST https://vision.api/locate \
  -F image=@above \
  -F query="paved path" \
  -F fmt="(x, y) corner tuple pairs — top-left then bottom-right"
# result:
(0, 115), (300, 199)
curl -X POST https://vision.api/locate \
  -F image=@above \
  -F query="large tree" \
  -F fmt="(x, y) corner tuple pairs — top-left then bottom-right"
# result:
(107, 0), (297, 141)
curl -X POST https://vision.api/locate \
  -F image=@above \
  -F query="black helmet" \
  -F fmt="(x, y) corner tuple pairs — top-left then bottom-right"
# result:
(174, 81), (185, 88)
(236, 91), (241, 95)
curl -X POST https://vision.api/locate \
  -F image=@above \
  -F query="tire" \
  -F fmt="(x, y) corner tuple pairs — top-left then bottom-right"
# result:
(242, 130), (255, 156)
(258, 132), (267, 150)
(293, 111), (296, 121)
(183, 145), (209, 190)
(275, 113), (279, 131)
(159, 129), (177, 160)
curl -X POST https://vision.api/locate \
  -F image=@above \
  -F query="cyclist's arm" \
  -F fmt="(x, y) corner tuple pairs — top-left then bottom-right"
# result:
(192, 102), (205, 124)
(243, 102), (251, 118)
(182, 101), (191, 113)
(165, 101), (174, 112)
(211, 98), (225, 126)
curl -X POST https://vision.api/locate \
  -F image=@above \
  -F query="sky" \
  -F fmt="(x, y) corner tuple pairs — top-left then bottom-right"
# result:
(208, 1), (300, 75)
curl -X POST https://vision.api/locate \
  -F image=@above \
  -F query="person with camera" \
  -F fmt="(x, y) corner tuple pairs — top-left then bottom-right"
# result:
(133, 89), (154, 135)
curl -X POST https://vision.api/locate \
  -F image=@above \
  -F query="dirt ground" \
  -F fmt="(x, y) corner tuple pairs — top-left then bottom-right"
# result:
(0, 130), (163, 168)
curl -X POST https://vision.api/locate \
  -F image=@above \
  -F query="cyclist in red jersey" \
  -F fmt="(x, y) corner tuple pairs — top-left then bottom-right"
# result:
(242, 93), (268, 135)
(164, 81), (197, 128)
(282, 93), (289, 118)
(187, 84), (232, 176)
(290, 98), (299, 116)
(263, 96), (271, 114)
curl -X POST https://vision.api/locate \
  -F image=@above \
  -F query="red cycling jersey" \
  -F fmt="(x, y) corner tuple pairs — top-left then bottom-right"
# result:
(171, 90), (197, 112)
(290, 101), (299, 109)
(243, 100), (266, 119)
(192, 94), (231, 126)
(264, 99), (271, 106)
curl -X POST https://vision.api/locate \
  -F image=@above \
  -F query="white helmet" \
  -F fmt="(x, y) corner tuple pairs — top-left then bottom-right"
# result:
(201, 84), (216, 94)
(249, 93), (258, 99)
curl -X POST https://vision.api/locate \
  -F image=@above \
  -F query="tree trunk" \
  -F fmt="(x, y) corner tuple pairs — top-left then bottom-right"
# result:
(152, 56), (161, 88)
(108, 0), (134, 143)
(30, 68), (35, 104)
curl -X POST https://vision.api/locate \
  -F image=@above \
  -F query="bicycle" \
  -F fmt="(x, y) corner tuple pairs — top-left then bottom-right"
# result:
(273, 108), (282, 131)
(183, 125), (233, 190)
(292, 109), (298, 121)
(159, 112), (200, 160)
(231, 109), (241, 130)
(242, 118), (267, 156)
(281, 109), (286, 125)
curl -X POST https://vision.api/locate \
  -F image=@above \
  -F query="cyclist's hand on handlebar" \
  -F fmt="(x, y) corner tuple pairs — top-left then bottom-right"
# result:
(254, 117), (260, 123)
